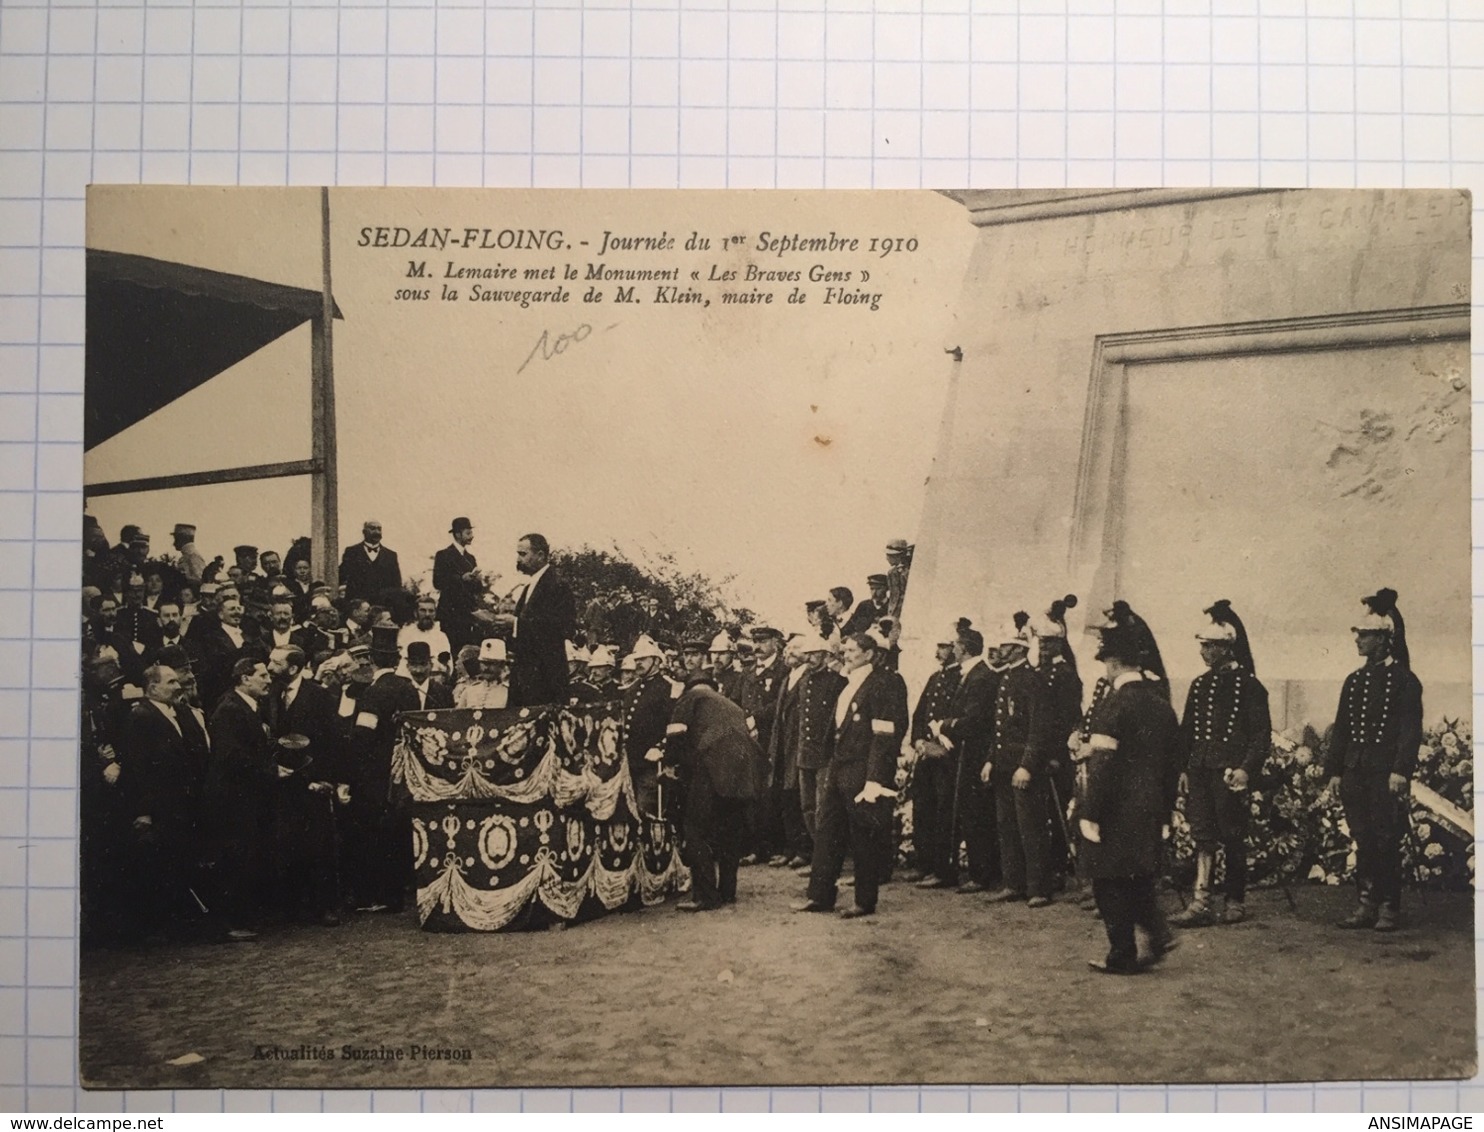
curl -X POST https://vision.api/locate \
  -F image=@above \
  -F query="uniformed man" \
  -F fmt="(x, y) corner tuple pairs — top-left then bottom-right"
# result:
(980, 616), (1055, 906)
(909, 627), (964, 889)
(566, 642), (604, 706)
(1170, 600), (1272, 927)
(709, 632), (747, 703)
(586, 644), (619, 699)
(665, 671), (762, 911)
(1029, 595), (1084, 890)
(935, 621), (1001, 894)
(1076, 605), (1183, 974)
(347, 625), (418, 913)
(884, 538), (913, 622)
(617, 653), (640, 692)
(738, 625), (788, 865)
(680, 634), (711, 682)
(621, 635), (679, 821)
(792, 633), (846, 875)
(1325, 588), (1424, 933)
(454, 637), (513, 709)
(792, 632), (905, 918)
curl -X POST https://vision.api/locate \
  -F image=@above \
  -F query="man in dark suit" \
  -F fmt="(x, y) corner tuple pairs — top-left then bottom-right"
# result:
(936, 622), (1001, 894)
(432, 517), (482, 654)
(119, 663), (200, 940)
(338, 519), (402, 604)
(767, 639), (811, 868)
(791, 635), (847, 871)
(187, 591), (254, 713)
(267, 645), (346, 926)
(206, 657), (283, 940)
(492, 533), (576, 709)
(666, 672), (762, 911)
(737, 625), (788, 864)
(793, 632), (905, 918)
(404, 641), (454, 710)
(347, 625), (419, 912)
(908, 630), (963, 888)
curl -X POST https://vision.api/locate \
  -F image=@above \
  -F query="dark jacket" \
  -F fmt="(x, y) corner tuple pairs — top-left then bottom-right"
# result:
(988, 660), (1041, 781)
(270, 676), (346, 785)
(795, 666), (848, 772)
(338, 543), (402, 603)
(350, 670), (419, 804)
(621, 672), (676, 780)
(186, 622), (254, 714)
(1323, 659), (1424, 779)
(667, 684), (762, 800)
(828, 665), (906, 792)
(940, 658), (998, 772)
(910, 663), (961, 746)
(509, 568), (576, 709)
(121, 699), (199, 835)
(432, 544), (480, 636)
(205, 690), (278, 847)
(1180, 663), (1272, 776)
(1032, 655), (1084, 778)
(1077, 676), (1183, 879)
(739, 653), (787, 750)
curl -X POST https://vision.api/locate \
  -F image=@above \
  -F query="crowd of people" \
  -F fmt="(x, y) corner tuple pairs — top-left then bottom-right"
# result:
(79, 512), (1424, 975)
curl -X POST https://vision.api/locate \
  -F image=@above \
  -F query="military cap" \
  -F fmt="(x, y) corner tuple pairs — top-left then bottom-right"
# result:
(234, 544), (258, 558)
(120, 524), (146, 542)
(749, 625), (783, 641)
(709, 632), (736, 654)
(866, 573), (889, 588)
(171, 523), (196, 539)
(627, 635), (666, 663)
(588, 645), (617, 668)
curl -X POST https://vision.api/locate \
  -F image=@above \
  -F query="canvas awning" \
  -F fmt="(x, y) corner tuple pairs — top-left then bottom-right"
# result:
(84, 249), (343, 451)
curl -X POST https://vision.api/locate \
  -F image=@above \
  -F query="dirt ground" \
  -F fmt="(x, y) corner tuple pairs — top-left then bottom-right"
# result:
(79, 868), (1475, 1090)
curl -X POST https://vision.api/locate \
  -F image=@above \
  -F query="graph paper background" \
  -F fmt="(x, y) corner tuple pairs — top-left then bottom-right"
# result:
(0, 0), (1481, 1114)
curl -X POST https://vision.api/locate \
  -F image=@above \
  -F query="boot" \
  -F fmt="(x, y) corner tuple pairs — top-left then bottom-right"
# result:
(1220, 901), (1246, 924)
(1336, 880), (1378, 929)
(1169, 851), (1217, 927)
(1373, 898), (1400, 933)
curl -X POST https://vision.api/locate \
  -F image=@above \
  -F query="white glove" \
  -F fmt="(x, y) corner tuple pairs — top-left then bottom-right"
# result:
(644, 747), (664, 763)
(336, 784), (351, 804)
(854, 782), (898, 805)
(1078, 819), (1101, 843)
(102, 762), (121, 785)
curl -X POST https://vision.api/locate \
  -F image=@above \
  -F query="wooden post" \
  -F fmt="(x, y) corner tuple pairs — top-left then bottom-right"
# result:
(311, 186), (340, 586)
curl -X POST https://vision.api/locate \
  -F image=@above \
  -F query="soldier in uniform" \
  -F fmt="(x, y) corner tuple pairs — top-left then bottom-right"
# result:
(680, 635), (712, 682)
(1170, 600), (1271, 927)
(909, 628), (964, 888)
(792, 632), (905, 918)
(586, 644), (619, 700)
(1076, 606), (1183, 974)
(665, 672), (762, 910)
(347, 625), (418, 913)
(709, 632), (747, 703)
(935, 621), (1001, 894)
(454, 638), (513, 709)
(981, 616), (1055, 906)
(1325, 588), (1424, 933)
(566, 642), (604, 706)
(1029, 595), (1084, 890)
(738, 625), (788, 865)
(621, 635), (678, 821)
(792, 634), (846, 876)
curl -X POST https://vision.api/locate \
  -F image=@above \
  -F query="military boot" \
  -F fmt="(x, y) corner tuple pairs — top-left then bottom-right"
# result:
(1373, 899), (1401, 933)
(1169, 851), (1217, 927)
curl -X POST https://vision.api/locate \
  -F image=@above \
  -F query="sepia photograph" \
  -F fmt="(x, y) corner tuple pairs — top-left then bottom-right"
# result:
(77, 186), (1473, 1090)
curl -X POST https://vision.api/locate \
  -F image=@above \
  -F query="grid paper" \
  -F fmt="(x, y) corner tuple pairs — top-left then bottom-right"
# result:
(1, 0), (1481, 1114)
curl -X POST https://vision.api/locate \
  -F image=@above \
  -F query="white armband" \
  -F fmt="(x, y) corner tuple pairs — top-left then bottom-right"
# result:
(1088, 734), (1118, 751)
(355, 711), (380, 730)
(871, 719), (895, 735)
(666, 723), (688, 736)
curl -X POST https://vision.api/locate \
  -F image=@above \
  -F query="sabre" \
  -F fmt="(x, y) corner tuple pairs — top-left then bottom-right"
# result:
(1048, 775), (1076, 866)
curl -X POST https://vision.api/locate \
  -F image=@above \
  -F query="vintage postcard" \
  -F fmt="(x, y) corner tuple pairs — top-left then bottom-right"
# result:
(79, 186), (1472, 1089)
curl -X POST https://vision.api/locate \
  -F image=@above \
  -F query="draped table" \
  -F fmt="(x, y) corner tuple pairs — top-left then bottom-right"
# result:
(392, 702), (688, 931)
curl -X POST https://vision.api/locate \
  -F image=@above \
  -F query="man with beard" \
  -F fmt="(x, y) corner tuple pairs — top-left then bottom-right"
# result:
(454, 638), (513, 710)
(665, 671), (762, 911)
(490, 533), (576, 708)
(1170, 600), (1271, 928)
(120, 664), (201, 940)
(347, 625), (419, 913)
(790, 634), (847, 874)
(1076, 603), (1182, 974)
(267, 645), (347, 926)
(152, 599), (187, 658)
(709, 632), (747, 703)
(621, 635), (678, 821)
(1325, 589), (1424, 933)
(338, 520), (402, 605)
(934, 621), (1000, 894)
(908, 628), (963, 889)
(398, 594), (453, 678)
(738, 625), (788, 865)
(433, 517), (481, 654)
(294, 595), (342, 661)
(259, 549), (284, 583)
(206, 658), (284, 941)
(792, 633), (904, 918)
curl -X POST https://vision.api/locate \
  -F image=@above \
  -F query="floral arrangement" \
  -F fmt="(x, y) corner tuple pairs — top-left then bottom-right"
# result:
(1168, 720), (1474, 892)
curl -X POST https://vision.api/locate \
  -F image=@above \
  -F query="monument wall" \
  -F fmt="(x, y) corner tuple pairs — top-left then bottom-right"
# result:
(904, 188), (1471, 727)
